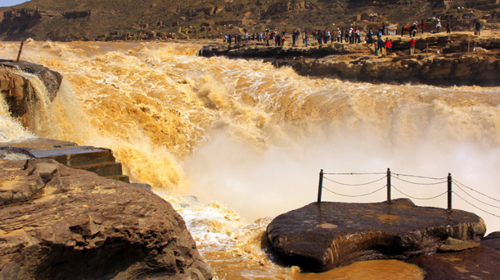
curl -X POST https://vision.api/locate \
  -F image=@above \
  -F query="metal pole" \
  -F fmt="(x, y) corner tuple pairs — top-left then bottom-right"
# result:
(16, 41), (24, 62)
(387, 168), (391, 204)
(447, 173), (452, 211)
(317, 169), (324, 204)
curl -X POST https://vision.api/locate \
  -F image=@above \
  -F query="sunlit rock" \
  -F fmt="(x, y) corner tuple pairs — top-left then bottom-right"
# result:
(0, 60), (62, 125)
(266, 199), (486, 272)
(0, 158), (213, 279)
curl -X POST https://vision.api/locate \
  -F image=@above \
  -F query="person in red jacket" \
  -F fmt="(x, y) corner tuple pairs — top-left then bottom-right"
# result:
(421, 19), (425, 34)
(385, 37), (392, 55)
(410, 38), (416, 55)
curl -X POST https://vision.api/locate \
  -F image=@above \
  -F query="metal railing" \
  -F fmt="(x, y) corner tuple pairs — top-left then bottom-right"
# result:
(317, 168), (500, 219)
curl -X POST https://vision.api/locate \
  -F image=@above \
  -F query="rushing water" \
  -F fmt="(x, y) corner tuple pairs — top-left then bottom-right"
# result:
(1, 40), (500, 279)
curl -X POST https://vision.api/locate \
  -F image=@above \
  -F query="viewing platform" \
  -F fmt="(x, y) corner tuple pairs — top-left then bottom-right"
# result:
(0, 138), (129, 183)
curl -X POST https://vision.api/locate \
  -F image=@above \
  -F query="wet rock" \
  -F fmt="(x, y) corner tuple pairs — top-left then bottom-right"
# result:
(0, 60), (62, 125)
(266, 199), (486, 272)
(482, 231), (500, 252)
(0, 159), (213, 279)
(438, 237), (479, 252)
(407, 245), (500, 280)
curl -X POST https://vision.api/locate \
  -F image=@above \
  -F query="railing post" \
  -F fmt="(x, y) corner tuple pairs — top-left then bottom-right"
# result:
(317, 169), (324, 204)
(387, 168), (391, 204)
(16, 41), (24, 62)
(448, 173), (452, 211)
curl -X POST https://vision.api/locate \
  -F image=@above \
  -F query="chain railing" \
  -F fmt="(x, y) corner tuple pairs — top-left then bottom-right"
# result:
(316, 168), (500, 219)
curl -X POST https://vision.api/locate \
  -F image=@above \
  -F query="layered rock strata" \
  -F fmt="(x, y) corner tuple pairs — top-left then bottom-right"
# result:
(266, 199), (486, 272)
(0, 158), (213, 279)
(273, 53), (500, 86)
(199, 35), (500, 86)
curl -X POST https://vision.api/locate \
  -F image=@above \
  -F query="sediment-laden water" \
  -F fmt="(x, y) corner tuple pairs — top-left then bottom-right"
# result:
(1, 40), (499, 279)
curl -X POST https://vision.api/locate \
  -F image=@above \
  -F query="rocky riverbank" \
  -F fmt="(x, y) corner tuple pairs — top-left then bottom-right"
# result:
(199, 33), (500, 86)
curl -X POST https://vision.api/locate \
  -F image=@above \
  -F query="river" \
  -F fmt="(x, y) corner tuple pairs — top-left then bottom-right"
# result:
(1, 40), (499, 279)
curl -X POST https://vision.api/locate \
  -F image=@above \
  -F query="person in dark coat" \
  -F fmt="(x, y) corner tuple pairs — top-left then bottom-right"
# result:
(377, 37), (384, 55)
(475, 20), (481, 35)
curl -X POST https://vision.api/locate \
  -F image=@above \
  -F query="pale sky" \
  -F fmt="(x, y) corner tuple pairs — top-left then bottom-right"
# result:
(0, 1), (29, 8)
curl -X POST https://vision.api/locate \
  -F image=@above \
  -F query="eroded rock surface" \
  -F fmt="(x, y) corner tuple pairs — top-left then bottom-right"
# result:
(407, 245), (500, 280)
(266, 199), (486, 272)
(0, 159), (213, 279)
(482, 231), (500, 251)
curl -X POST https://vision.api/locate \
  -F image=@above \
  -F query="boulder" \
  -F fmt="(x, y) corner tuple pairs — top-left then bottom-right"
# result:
(0, 60), (63, 125)
(0, 159), (213, 280)
(266, 199), (486, 272)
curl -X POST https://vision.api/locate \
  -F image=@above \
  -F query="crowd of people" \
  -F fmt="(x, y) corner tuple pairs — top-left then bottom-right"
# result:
(221, 18), (475, 56)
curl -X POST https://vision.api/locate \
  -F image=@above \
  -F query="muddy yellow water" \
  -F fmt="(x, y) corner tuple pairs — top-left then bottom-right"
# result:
(0, 40), (499, 279)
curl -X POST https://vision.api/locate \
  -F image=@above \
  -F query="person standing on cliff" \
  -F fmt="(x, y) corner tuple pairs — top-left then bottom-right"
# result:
(385, 37), (392, 55)
(421, 20), (425, 34)
(410, 37), (416, 55)
(436, 19), (441, 33)
(355, 27), (360, 43)
(377, 37), (384, 56)
(366, 29), (373, 44)
(475, 20), (481, 36)
(304, 30), (309, 47)
(446, 21), (451, 33)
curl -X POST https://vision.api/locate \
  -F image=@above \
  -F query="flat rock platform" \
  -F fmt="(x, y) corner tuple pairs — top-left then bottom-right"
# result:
(0, 138), (129, 182)
(266, 199), (486, 272)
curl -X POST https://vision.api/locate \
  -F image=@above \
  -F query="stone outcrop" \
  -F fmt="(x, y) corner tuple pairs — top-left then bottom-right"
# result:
(199, 36), (500, 86)
(266, 199), (486, 272)
(0, 138), (130, 183)
(199, 42), (371, 58)
(274, 53), (500, 86)
(407, 245), (500, 280)
(403, 231), (500, 280)
(0, 158), (213, 279)
(0, 60), (63, 125)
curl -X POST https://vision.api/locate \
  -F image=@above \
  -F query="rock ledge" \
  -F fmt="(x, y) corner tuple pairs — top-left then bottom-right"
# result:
(266, 199), (486, 272)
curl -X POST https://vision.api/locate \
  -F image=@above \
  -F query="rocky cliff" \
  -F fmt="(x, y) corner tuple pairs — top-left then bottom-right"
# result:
(0, 0), (499, 41)
(0, 158), (213, 279)
(200, 34), (500, 86)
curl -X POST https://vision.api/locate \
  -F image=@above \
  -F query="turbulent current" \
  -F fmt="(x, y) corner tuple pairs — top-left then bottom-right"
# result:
(1, 40), (500, 279)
